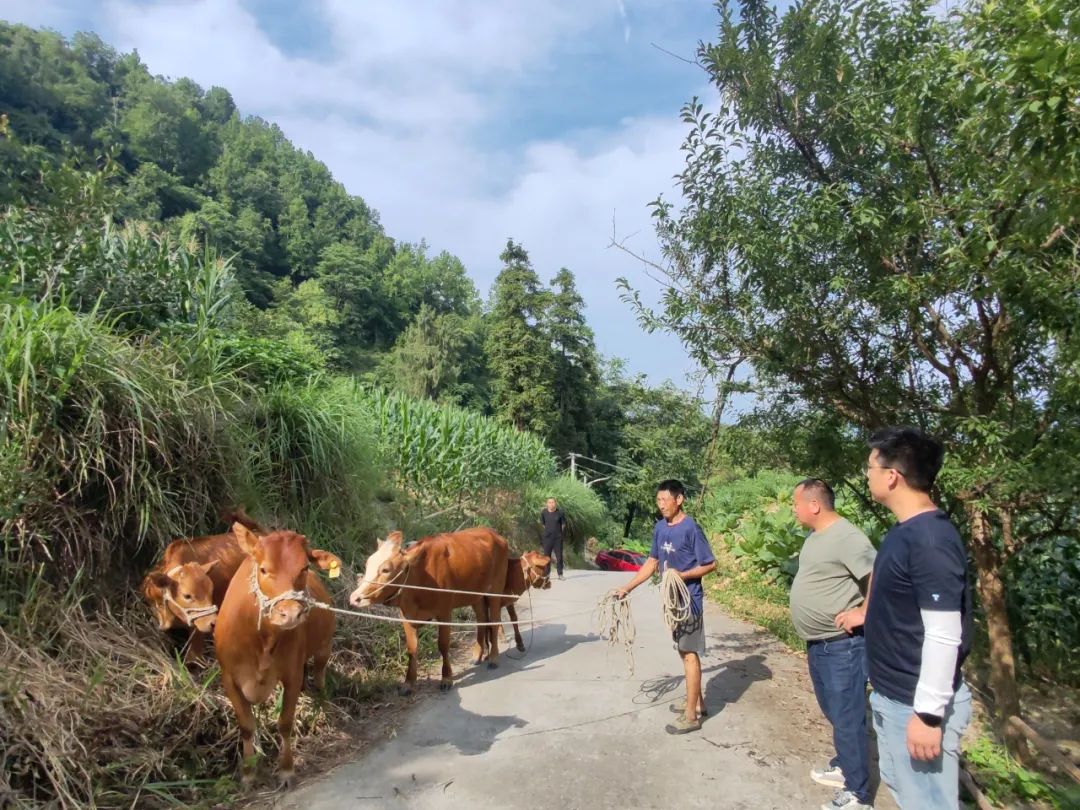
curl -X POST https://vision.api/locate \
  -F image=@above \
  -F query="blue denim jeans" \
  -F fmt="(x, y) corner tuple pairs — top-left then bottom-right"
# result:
(870, 682), (972, 810)
(808, 634), (870, 803)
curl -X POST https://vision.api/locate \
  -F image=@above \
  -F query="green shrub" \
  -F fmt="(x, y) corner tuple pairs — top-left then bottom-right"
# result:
(1005, 535), (1080, 686)
(700, 470), (889, 585)
(963, 735), (1080, 809)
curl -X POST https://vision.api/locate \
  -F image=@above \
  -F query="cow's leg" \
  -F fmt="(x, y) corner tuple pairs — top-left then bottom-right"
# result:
(222, 676), (258, 787)
(474, 618), (489, 664)
(476, 598), (499, 669)
(184, 629), (207, 667)
(276, 675), (302, 789)
(310, 645), (331, 694)
(472, 598), (487, 664)
(438, 621), (454, 692)
(400, 619), (419, 696)
(506, 601), (525, 652)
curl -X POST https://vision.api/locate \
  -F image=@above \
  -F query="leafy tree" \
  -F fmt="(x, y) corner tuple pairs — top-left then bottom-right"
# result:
(315, 238), (398, 356)
(381, 243), (480, 333)
(622, 0), (1080, 751)
(375, 305), (472, 401)
(485, 240), (556, 434)
(119, 77), (219, 183)
(545, 267), (599, 457)
(606, 375), (712, 539)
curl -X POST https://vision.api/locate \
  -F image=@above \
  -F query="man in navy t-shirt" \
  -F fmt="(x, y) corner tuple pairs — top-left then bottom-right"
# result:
(616, 479), (716, 735)
(864, 427), (972, 810)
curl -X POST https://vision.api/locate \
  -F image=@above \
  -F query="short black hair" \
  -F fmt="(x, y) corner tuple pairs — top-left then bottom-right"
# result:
(656, 479), (685, 498)
(796, 478), (835, 510)
(868, 426), (944, 493)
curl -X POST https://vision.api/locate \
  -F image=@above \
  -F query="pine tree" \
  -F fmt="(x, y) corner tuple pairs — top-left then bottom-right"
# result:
(545, 267), (599, 457)
(485, 240), (555, 434)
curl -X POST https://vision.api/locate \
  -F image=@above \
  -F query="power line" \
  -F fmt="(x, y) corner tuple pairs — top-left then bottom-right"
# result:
(564, 452), (705, 496)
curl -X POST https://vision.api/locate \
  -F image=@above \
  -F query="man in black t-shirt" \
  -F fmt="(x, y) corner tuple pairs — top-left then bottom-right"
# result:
(539, 497), (565, 579)
(864, 427), (972, 810)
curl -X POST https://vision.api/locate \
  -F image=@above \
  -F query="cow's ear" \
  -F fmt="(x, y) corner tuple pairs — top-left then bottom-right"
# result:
(199, 559), (218, 574)
(141, 573), (168, 599)
(308, 549), (342, 572)
(386, 530), (404, 546)
(232, 522), (261, 555)
(165, 565), (184, 581)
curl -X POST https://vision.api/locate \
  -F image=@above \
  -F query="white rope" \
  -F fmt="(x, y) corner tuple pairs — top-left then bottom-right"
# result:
(309, 600), (598, 628)
(595, 590), (636, 676)
(659, 567), (693, 632)
(249, 563), (312, 630)
(163, 591), (218, 625)
(354, 575), (526, 600)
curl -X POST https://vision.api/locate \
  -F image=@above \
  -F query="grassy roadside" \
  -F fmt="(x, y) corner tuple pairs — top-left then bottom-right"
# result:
(704, 539), (802, 652)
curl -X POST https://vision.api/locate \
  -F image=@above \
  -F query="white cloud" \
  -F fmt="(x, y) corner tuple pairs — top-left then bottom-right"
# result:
(616, 0), (631, 43)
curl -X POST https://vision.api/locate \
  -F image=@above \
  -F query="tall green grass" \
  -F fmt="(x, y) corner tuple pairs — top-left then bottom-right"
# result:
(1, 298), (238, 577)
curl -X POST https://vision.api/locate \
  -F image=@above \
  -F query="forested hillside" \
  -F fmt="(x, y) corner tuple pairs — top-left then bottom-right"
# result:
(0, 21), (715, 528)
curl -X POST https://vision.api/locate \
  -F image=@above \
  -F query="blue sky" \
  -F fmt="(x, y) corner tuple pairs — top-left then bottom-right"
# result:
(2, 0), (725, 395)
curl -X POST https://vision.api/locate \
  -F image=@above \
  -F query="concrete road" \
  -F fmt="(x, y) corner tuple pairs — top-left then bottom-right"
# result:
(270, 569), (894, 810)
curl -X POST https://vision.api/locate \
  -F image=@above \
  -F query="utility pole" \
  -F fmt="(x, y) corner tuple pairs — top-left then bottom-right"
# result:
(568, 452), (577, 481)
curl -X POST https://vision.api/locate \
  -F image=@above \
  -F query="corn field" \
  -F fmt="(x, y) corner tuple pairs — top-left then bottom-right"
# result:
(368, 388), (555, 507)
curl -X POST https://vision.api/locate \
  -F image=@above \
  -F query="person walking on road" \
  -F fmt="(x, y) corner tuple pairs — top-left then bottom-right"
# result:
(540, 497), (566, 580)
(790, 478), (876, 810)
(616, 479), (716, 735)
(864, 427), (973, 810)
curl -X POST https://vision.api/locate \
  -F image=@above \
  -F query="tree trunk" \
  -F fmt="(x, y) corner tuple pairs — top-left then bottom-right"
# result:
(622, 504), (636, 539)
(966, 504), (1030, 762)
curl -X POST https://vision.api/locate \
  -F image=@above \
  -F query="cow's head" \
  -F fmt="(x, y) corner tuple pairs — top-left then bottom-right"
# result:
(234, 523), (340, 630)
(141, 560), (219, 632)
(522, 551), (552, 590)
(350, 530), (410, 608)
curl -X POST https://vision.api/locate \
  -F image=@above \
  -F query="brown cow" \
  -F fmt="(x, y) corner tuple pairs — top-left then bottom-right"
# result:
(349, 528), (508, 695)
(214, 523), (339, 788)
(140, 508), (264, 664)
(480, 550), (551, 657)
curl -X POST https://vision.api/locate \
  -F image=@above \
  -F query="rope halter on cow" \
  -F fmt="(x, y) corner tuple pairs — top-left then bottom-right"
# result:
(163, 590), (219, 626)
(248, 562), (315, 629)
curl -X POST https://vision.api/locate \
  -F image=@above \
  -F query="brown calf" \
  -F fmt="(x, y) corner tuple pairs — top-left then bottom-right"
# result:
(213, 523), (339, 788)
(480, 550), (552, 657)
(349, 528), (508, 695)
(140, 508), (264, 664)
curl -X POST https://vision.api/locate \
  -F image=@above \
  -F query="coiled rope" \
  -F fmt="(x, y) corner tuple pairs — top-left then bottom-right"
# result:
(659, 567), (693, 632)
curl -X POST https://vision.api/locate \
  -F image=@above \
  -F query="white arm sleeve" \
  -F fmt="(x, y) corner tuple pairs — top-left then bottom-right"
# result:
(913, 609), (962, 716)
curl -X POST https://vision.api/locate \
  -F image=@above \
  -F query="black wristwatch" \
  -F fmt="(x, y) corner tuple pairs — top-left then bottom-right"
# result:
(916, 712), (943, 728)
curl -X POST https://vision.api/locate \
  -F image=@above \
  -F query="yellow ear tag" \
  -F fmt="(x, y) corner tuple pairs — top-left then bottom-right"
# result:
(328, 561), (340, 579)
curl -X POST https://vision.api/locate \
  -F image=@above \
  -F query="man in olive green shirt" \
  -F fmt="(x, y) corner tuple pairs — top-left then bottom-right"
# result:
(791, 479), (876, 810)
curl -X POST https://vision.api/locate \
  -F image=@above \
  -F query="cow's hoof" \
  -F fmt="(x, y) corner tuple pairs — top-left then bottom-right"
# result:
(240, 772), (255, 790)
(515, 642), (526, 652)
(486, 661), (499, 670)
(439, 679), (453, 692)
(398, 684), (414, 697)
(277, 770), (295, 790)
